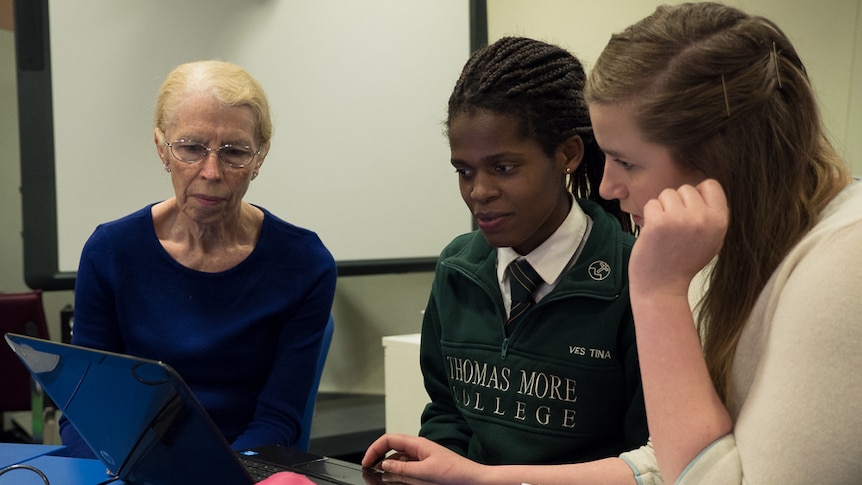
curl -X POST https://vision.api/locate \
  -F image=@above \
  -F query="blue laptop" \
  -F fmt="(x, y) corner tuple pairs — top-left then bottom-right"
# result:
(4, 333), (406, 485)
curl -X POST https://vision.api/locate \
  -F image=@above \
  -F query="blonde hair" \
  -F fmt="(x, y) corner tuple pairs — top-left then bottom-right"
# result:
(154, 60), (272, 147)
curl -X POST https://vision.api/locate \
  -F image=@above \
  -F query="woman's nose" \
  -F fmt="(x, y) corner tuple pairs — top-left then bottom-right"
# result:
(599, 161), (626, 201)
(469, 172), (498, 202)
(199, 151), (223, 179)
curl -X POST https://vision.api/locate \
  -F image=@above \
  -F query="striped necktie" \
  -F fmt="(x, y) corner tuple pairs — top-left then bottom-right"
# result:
(506, 259), (541, 333)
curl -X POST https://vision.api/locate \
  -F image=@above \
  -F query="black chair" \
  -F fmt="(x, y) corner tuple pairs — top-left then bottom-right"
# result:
(0, 289), (52, 443)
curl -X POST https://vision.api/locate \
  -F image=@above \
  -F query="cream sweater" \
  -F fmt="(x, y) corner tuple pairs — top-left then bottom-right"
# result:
(621, 181), (862, 484)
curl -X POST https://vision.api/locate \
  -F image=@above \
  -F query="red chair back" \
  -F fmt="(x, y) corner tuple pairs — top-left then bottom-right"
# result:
(0, 290), (50, 413)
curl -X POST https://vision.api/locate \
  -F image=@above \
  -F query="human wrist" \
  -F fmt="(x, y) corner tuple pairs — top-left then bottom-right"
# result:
(630, 281), (690, 307)
(630, 288), (693, 334)
(477, 463), (519, 485)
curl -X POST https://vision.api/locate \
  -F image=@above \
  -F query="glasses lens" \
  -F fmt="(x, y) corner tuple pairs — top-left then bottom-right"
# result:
(171, 142), (209, 163)
(217, 145), (255, 168)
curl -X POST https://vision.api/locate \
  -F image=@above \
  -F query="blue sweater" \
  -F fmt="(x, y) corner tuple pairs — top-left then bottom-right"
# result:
(60, 204), (337, 458)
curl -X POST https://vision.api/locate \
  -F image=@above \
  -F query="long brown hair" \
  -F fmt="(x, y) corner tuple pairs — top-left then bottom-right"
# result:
(585, 3), (850, 405)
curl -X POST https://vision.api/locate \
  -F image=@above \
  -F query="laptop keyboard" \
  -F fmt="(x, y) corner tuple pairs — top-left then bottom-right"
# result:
(238, 455), (289, 482)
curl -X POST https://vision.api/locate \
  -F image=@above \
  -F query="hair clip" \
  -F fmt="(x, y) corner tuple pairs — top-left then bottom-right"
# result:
(721, 74), (731, 117)
(772, 42), (783, 89)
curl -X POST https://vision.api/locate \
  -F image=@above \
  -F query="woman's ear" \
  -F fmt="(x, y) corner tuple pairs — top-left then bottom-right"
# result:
(558, 134), (585, 173)
(255, 141), (271, 170)
(154, 129), (169, 163)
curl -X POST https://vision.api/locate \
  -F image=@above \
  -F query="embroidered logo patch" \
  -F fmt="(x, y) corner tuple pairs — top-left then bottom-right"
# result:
(588, 260), (611, 281)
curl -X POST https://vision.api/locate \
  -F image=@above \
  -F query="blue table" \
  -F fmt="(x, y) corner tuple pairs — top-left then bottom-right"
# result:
(0, 443), (117, 485)
(0, 443), (61, 469)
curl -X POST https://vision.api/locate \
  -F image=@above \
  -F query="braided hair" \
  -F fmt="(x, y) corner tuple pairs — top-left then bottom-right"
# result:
(448, 36), (634, 234)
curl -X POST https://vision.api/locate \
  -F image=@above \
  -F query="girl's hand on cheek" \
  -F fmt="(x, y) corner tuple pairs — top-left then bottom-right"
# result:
(630, 179), (728, 297)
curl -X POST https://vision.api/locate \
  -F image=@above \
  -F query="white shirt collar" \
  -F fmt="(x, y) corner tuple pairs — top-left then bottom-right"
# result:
(496, 196), (589, 289)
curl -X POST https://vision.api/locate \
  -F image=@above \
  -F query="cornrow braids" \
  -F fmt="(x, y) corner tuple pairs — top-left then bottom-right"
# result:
(449, 37), (634, 234)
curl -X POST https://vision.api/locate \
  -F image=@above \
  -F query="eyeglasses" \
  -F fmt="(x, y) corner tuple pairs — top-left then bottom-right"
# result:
(164, 140), (260, 169)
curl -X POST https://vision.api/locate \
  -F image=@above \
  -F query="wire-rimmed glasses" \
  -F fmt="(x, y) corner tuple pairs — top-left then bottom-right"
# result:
(164, 140), (260, 169)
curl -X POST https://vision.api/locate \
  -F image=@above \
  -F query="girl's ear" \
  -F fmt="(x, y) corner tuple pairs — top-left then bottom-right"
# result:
(558, 134), (585, 173)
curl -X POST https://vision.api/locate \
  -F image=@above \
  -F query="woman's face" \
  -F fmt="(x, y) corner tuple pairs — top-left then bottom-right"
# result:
(155, 95), (264, 226)
(590, 102), (705, 227)
(448, 110), (581, 255)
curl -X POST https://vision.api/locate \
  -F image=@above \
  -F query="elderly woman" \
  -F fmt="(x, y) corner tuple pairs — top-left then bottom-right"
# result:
(60, 60), (337, 457)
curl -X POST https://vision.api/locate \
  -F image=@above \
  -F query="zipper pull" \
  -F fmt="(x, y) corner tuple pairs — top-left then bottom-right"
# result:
(501, 338), (509, 359)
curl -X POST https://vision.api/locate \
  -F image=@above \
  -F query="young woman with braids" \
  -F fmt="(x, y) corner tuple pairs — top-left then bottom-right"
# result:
(363, 4), (862, 485)
(362, 35), (648, 478)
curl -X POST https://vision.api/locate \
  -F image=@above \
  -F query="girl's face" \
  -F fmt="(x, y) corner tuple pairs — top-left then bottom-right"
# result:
(448, 110), (581, 255)
(590, 102), (705, 227)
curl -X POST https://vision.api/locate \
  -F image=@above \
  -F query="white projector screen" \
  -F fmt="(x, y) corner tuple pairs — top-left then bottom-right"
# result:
(16, 0), (479, 289)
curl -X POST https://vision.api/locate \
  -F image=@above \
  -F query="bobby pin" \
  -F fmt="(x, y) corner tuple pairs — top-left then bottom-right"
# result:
(772, 42), (783, 89)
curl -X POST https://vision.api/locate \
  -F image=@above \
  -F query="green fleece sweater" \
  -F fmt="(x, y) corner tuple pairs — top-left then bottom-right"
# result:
(419, 199), (649, 465)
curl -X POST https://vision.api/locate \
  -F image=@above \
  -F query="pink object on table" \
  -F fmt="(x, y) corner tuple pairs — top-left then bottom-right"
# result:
(257, 471), (317, 485)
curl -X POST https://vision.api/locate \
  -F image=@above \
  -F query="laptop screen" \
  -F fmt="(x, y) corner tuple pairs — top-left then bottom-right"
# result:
(5, 333), (254, 484)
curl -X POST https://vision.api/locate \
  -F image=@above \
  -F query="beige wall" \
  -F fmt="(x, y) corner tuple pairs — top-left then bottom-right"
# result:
(0, 31), (29, 296)
(487, 0), (862, 175)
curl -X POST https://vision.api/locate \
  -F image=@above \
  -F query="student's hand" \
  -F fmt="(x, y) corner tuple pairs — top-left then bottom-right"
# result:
(362, 433), (487, 485)
(257, 471), (317, 485)
(630, 179), (728, 297)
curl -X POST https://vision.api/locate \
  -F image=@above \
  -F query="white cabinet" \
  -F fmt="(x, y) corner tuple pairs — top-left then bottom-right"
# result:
(382, 334), (426, 435)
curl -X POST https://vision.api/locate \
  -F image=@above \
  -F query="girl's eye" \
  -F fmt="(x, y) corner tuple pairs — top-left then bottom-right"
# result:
(495, 164), (515, 173)
(615, 159), (634, 170)
(454, 167), (474, 177)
